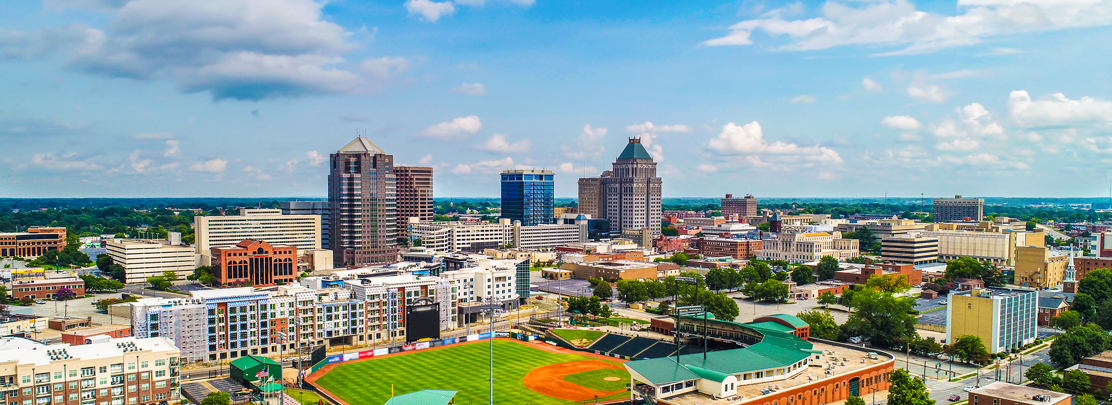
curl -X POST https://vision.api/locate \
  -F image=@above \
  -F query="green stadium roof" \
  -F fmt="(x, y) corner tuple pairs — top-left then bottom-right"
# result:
(765, 314), (809, 328)
(230, 355), (280, 370)
(617, 139), (654, 160)
(625, 316), (813, 385)
(384, 390), (458, 405)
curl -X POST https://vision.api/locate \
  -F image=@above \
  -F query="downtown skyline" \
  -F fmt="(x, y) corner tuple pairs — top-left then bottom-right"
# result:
(1, 0), (1111, 199)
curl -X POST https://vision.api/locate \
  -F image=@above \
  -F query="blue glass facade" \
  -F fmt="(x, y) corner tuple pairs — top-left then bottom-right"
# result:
(500, 170), (555, 226)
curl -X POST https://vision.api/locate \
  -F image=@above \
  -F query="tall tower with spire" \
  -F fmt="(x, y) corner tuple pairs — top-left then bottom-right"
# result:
(328, 136), (398, 266)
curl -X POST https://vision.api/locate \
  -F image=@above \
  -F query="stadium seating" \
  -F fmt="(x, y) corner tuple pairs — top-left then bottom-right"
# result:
(587, 334), (629, 353)
(611, 337), (659, 358)
(635, 342), (677, 359)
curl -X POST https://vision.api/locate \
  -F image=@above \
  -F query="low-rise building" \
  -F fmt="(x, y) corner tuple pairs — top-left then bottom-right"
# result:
(1065, 256), (1112, 293)
(60, 325), (132, 345)
(834, 262), (922, 286)
(759, 231), (860, 263)
(0, 227), (66, 258)
(210, 239), (298, 287)
(881, 236), (939, 265)
(1037, 296), (1069, 326)
(0, 313), (48, 335)
(106, 239), (199, 283)
(1015, 245), (1068, 290)
(968, 382), (1070, 405)
(698, 237), (761, 260)
(559, 261), (659, 280)
(1078, 350), (1112, 396)
(409, 218), (587, 253)
(11, 277), (85, 300)
(947, 287), (1037, 353)
(0, 336), (182, 405)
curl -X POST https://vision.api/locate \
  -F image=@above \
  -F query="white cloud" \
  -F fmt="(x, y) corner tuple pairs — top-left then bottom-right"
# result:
(882, 115), (922, 131)
(925, 102), (1006, 151)
(191, 158), (227, 173)
(625, 122), (692, 133)
(418, 154), (433, 165)
(696, 164), (719, 172)
(306, 151), (325, 166)
(562, 124), (608, 159)
(163, 139), (180, 157)
(705, 121), (843, 164)
(2, 0), (409, 100)
(451, 157), (515, 175)
(31, 153), (104, 171)
(936, 138), (981, 151)
(405, 0), (455, 22)
(636, 133), (666, 161)
(1008, 90), (1112, 128)
(863, 77), (883, 92)
(979, 47), (1022, 56)
(701, 0), (1112, 55)
(898, 133), (921, 142)
(129, 150), (152, 173)
(474, 134), (531, 153)
(419, 116), (482, 140)
(790, 95), (816, 104)
(907, 83), (948, 104)
(558, 162), (598, 174)
(449, 83), (487, 96)
(454, 0), (535, 7)
(360, 57), (411, 79)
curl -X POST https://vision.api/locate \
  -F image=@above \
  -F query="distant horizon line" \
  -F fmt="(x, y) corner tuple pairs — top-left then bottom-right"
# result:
(3, 196), (1112, 201)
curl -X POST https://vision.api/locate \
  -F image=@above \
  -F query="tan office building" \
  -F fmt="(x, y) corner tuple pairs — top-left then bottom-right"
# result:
(395, 166), (434, 238)
(1015, 245), (1069, 289)
(576, 177), (602, 219)
(106, 239), (199, 283)
(947, 287), (1037, 353)
(933, 195), (984, 222)
(881, 236), (939, 265)
(194, 209), (321, 255)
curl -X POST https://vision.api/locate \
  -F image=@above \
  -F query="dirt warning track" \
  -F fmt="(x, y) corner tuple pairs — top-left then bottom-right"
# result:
(523, 360), (626, 402)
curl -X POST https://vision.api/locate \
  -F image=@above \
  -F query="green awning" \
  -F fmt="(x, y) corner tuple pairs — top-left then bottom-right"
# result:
(257, 382), (284, 393)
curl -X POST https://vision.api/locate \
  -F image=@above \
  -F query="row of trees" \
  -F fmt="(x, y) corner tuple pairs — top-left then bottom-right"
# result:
(611, 275), (741, 320)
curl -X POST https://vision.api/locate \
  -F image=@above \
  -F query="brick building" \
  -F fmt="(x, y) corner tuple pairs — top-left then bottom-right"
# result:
(11, 277), (85, 300)
(721, 193), (758, 219)
(61, 325), (133, 345)
(0, 226), (67, 258)
(558, 261), (659, 280)
(698, 237), (761, 260)
(210, 239), (298, 287)
(394, 166), (434, 238)
(834, 263), (922, 286)
(968, 382), (1070, 405)
(1037, 296), (1069, 326)
(1065, 257), (1112, 293)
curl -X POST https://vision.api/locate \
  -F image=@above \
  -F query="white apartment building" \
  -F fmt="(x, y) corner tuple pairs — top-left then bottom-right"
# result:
(0, 336), (181, 405)
(194, 209), (321, 259)
(106, 239), (199, 283)
(131, 297), (208, 362)
(409, 218), (586, 253)
(759, 231), (860, 263)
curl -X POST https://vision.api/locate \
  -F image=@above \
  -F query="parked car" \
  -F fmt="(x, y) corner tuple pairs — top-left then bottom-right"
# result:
(949, 395), (962, 401)
(964, 386), (977, 392)
(938, 300), (947, 305)
(35, 299), (45, 304)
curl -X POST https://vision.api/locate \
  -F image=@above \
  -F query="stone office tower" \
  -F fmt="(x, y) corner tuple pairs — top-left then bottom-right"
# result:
(329, 137), (398, 266)
(394, 166), (434, 238)
(579, 138), (663, 237)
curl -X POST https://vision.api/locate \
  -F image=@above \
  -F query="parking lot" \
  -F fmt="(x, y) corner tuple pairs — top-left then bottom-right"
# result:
(533, 277), (594, 297)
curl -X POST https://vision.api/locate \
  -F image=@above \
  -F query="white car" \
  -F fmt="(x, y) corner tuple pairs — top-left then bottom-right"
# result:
(938, 300), (947, 305)
(964, 386), (977, 392)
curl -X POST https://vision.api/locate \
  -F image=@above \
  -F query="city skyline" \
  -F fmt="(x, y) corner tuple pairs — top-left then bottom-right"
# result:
(2, 0), (1111, 199)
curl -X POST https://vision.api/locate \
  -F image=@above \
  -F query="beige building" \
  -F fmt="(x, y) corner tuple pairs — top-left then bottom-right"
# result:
(620, 228), (654, 249)
(881, 236), (939, 265)
(947, 287), (1037, 353)
(576, 177), (602, 219)
(194, 208), (321, 256)
(106, 239), (199, 283)
(408, 219), (586, 253)
(759, 231), (860, 263)
(0, 336), (182, 405)
(1015, 245), (1069, 289)
(481, 249), (557, 263)
(837, 219), (929, 239)
(919, 224), (1043, 266)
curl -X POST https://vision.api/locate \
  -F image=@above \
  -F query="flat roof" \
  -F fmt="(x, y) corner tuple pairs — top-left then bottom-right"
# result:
(0, 336), (178, 366)
(970, 382), (1070, 405)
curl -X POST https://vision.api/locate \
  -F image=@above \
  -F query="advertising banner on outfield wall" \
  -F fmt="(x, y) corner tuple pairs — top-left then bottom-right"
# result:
(326, 355), (343, 364)
(358, 350), (374, 359)
(441, 338), (456, 346)
(342, 353), (358, 362)
(374, 348), (389, 357)
(415, 342), (430, 350)
(403, 344), (416, 351)
(467, 334), (479, 341)
(478, 332), (492, 340)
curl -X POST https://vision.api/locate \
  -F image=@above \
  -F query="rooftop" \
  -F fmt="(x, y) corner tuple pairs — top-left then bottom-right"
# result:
(0, 336), (179, 366)
(969, 382), (1070, 405)
(338, 136), (387, 155)
(617, 138), (654, 160)
(383, 389), (458, 405)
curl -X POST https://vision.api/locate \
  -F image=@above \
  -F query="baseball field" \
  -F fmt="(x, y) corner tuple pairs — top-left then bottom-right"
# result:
(311, 339), (631, 405)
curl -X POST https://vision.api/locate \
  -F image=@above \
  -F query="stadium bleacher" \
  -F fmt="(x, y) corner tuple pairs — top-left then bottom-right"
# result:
(587, 333), (630, 353)
(635, 342), (677, 359)
(611, 337), (660, 358)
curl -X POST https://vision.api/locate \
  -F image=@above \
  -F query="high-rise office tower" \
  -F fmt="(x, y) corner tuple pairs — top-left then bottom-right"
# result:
(501, 169), (555, 226)
(577, 177), (602, 219)
(280, 201), (330, 249)
(579, 138), (663, 237)
(395, 166), (434, 238)
(933, 195), (984, 223)
(328, 137), (398, 266)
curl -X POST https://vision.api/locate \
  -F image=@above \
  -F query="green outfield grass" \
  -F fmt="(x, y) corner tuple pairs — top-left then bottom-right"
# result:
(284, 389), (324, 405)
(562, 368), (629, 392)
(313, 340), (630, 405)
(550, 329), (605, 346)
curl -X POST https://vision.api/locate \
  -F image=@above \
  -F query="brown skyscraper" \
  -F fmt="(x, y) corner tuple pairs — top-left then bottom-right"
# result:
(721, 193), (758, 219)
(328, 137), (398, 266)
(577, 177), (602, 218)
(395, 166), (434, 238)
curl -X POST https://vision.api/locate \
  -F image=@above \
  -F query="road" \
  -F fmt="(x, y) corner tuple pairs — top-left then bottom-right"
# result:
(1037, 224), (1069, 241)
(871, 345), (1054, 405)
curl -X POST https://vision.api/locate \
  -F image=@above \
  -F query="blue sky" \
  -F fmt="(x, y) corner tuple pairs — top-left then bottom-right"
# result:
(1, 0), (1111, 199)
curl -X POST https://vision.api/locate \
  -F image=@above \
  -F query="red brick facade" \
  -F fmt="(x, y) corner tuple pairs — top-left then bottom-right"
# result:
(834, 263), (922, 286)
(747, 359), (894, 405)
(11, 277), (85, 300)
(698, 238), (762, 260)
(1066, 257), (1112, 293)
(211, 239), (297, 287)
(0, 227), (66, 258)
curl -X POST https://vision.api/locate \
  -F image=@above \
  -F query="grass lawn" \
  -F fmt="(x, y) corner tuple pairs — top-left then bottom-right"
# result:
(562, 368), (628, 392)
(285, 389), (324, 405)
(551, 329), (605, 346)
(313, 340), (629, 405)
(598, 317), (648, 327)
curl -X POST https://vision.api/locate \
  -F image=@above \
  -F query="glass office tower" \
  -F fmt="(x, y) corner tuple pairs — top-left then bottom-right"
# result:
(500, 169), (555, 227)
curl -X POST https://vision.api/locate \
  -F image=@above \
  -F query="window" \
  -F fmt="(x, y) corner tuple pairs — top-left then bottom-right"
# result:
(154, 359), (165, 367)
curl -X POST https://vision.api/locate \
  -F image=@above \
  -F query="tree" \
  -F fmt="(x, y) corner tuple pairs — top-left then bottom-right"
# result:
(161, 271), (179, 282)
(616, 280), (648, 304)
(661, 227), (679, 237)
(818, 291), (838, 307)
(593, 280), (613, 300)
(412, 238), (424, 247)
(865, 274), (912, 294)
(147, 276), (171, 291)
(96, 254), (113, 273)
(817, 256), (839, 280)
(1079, 268), (1112, 305)
(669, 252), (690, 266)
(791, 265), (815, 285)
(1073, 293), (1099, 323)
(55, 287), (77, 318)
(1075, 394), (1098, 405)
(1051, 311), (1083, 331)
(749, 279), (789, 303)
(949, 335), (991, 365)
(1050, 324), (1112, 368)
(797, 309), (840, 340)
(1096, 300), (1112, 330)
(850, 227), (878, 253)
(842, 289), (917, 347)
(1025, 362), (1061, 387)
(201, 391), (230, 405)
(644, 279), (667, 300)
(705, 268), (728, 292)
(751, 261), (773, 281)
(1063, 369), (1091, 394)
(773, 271), (789, 281)
(723, 268), (743, 291)
(698, 290), (740, 321)
(886, 369), (935, 405)
(846, 396), (866, 405)
(108, 264), (127, 282)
